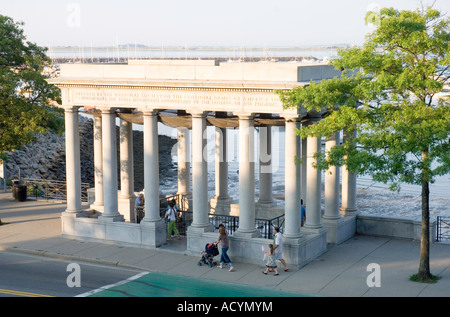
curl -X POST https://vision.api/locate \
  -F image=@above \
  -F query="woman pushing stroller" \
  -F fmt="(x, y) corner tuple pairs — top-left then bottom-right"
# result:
(214, 224), (234, 272)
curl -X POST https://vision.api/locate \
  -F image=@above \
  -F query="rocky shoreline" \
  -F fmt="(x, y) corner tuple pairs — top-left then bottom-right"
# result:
(3, 116), (178, 192)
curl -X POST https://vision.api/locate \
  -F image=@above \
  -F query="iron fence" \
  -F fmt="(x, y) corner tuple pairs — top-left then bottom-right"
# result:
(136, 193), (192, 235)
(197, 212), (284, 240)
(137, 193), (285, 239)
(24, 178), (90, 202)
(437, 216), (450, 242)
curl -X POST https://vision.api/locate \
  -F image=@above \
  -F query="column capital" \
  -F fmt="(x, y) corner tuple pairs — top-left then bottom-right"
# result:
(282, 114), (302, 122)
(64, 106), (81, 113)
(235, 112), (255, 120)
(142, 109), (159, 116)
(187, 110), (207, 118)
(101, 108), (118, 115)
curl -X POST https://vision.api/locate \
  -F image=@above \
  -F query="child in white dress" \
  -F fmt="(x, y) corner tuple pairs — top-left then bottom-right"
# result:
(263, 244), (279, 275)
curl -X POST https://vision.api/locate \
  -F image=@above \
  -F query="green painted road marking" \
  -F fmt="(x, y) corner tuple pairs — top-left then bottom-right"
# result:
(88, 272), (307, 297)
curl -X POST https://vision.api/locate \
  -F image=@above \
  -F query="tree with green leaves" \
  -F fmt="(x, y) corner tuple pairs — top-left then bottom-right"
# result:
(278, 6), (450, 282)
(0, 14), (63, 161)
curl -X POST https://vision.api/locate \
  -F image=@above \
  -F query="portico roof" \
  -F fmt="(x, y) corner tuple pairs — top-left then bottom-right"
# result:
(48, 59), (339, 119)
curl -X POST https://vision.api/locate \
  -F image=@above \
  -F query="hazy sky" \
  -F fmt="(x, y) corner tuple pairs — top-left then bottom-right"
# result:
(1, 0), (449, 47)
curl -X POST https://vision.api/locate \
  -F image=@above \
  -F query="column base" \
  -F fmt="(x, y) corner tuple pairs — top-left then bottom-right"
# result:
(255, 201), (280, 219)
(89, 203), (104, 214)
(118, 195), (136, 222)
(233, 229), (260, 239)
(62, 210), (89, 218)
(322, 215), (356, 244)
(98, 214), (125, 222)
(340, 208), (358, 217)
(187, 223), (215, 234)
(140, 219), (166, 248)
(301, 224), (327, 236)
(210, 197), (234, 215)
(283, 233), (304, 244)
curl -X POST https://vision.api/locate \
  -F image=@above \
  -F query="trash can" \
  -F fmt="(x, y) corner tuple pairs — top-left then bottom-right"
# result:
(13, 184), (27, 202)
(12, 180), (19, 200)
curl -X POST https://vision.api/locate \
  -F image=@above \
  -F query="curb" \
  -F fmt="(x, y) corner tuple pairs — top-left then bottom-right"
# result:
(1, 246), (147, 272)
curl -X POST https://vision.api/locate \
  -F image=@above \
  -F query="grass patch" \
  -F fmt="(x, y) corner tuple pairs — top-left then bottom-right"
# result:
(409, 273), (440, 283)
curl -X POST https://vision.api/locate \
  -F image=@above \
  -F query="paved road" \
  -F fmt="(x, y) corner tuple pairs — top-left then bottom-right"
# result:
(0, 251), (144, 297)
(83, 271), (306, 297)
(0, 250), (305, 298)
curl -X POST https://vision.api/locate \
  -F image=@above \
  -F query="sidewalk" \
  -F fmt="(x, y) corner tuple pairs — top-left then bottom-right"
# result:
(1, 191), (449, 297)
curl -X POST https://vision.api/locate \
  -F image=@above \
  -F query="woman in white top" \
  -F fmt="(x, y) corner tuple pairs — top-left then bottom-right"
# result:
(165, 201), (181, 240)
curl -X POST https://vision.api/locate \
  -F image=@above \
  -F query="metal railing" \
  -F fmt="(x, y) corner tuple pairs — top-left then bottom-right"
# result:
(437, 216), (450, 242)
(24, 178), (90, 202)
(207, 213), (285, 239)
(159, 194), (191, 217)
(256, 215), (285, 240)
(136, 193), (285, 239)
(135, 193), (192, 236)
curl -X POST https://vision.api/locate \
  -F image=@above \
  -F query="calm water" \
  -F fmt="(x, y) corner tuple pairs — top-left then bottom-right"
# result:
(156, 125), (449, 201)
(48, 46), (339, 61)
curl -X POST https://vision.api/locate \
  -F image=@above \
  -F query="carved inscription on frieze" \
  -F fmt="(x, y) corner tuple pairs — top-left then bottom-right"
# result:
(72, 88), (282, 110)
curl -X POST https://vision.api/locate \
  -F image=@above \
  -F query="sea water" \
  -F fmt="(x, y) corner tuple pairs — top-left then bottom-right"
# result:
(156, 124), (450, 218)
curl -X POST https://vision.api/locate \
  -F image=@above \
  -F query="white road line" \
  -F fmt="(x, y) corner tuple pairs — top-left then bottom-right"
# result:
(75, 271), (150, 297)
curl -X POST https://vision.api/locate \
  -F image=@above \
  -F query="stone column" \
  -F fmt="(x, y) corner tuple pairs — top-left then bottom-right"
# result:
(100, 109), (123, 221)
(303, 119), (323, 233)
(91, 114), (103, 212)
(119, 118), (135, 222)
(235, 114), (258, 237)
(214, 127), (229, 200)
(340, 130), (357, 216)
(189, 112), (212, 232)
(323, 132), (341, 220)
(177, 127), (191, 196)
(258, 126), (274, 204)
(283, 118), (302, 239)
(210, 126), (232, 214)
(140, 110), (165, 247)
(142, 110), (161, 222)
(64, 107), (82, 214)
(301, 138), (307, 205)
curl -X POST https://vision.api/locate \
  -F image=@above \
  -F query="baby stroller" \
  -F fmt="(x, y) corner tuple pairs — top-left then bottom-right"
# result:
(198, 243), (219, 267)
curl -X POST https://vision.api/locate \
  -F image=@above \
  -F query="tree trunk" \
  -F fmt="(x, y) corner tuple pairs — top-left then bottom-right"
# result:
(417, 150), (432, 281)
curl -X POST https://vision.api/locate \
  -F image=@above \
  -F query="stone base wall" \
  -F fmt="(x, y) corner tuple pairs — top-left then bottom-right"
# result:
(186, 230), (328, 269)
(60, 210), (438, 267)
(356, 214), (436, 242)
(61, 212), (166, 248)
